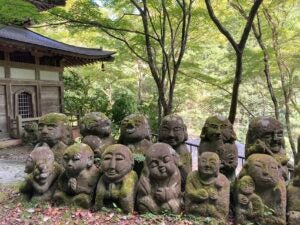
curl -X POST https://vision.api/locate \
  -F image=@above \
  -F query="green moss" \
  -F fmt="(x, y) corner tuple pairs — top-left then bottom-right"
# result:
(39, 113), (69, 124)
(120, 170), (138, 198)
(80, 112), (109, 126)
(133, 153), (145, 162)
(64, 143), (93, 156)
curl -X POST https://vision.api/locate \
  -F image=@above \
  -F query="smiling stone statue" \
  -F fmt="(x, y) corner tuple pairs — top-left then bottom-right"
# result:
(199, 116), (238, 181)
(245, 117), (289, 180)
(158, 114), (192, 189)
(136, 143), (182, 214)
(237, 154), (286, 225)
(53, 143), (100, 208)
(95, 144), (138, 213)
(20, 145), (62, 201)
(37, 113), (71, 164)
(80, 112), (115, 156)
(185, 152), (230, 225)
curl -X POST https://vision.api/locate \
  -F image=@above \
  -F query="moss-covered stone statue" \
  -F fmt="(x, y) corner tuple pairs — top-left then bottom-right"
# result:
(80, 112), (115, 155)
(287, 160), (300, 225)
(37, 113), (71, 164)
(95, 144), (138, 213)
(237, 154), (286, 225)
(118, 114), (152, 175)
(136, 143), (182, 214)
(235, 175), (264, 225)
(245, 117), (289, 181)
(53, 143), (100, 208)
(185, 152), (230, 225)
(19, 145), (62, 201)
(198, 116), (238, 181)
(22, 122), (38, 145)
(158, 114), (192, 189)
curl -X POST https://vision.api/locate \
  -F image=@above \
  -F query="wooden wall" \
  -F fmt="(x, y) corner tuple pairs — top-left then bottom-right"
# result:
(0, 85), (7, 138)
(41, 86), (62, 114)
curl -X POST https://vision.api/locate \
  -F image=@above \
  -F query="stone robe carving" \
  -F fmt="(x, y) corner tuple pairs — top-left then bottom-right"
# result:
(287, 161), (300, 225)
(185, 152), (230, 225)
(80, 112), (115, 155)
(19, 145), (62, 201)
(136, 143), (182, 214)
(245, 117), (289, 180)
(158, 114), (192, 189)
(198, 116), (238, 181)
(95, 144), (137, 213)
(237, 154), (286, 225)
(37, 113), (71, 164)
(53, 143), (100, 208)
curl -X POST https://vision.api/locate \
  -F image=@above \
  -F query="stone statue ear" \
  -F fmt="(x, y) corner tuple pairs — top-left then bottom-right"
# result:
(173, 153), (181, 167)
(200, 126), (206, 140)
(87, 156), (94, 168)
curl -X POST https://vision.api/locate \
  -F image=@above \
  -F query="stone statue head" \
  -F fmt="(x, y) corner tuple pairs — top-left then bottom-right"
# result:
(62, 143), (94, 178)
(246, 117), (284, 154)
(25, 145), (55, 184)
(38, 113), (69, 147)
(244, 154), (280, 188)
(238, 175), (255, 195)
(158, 114), (188, 148)
(198, 152), (221, 178)
(144, 143), (179, 180)
(200, 115), (236, 143)
(101, 144), (134, 182)
(119, 114), (151, 144)
(80, 112), (112, 138)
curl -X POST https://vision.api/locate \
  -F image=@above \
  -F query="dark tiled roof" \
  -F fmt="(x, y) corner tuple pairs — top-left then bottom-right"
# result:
(0, 26), (115, 66)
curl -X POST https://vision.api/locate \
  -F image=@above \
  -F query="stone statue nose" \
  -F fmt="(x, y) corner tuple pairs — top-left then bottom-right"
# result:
(41, 125), (48, 133)
(109, 158), (116, 168)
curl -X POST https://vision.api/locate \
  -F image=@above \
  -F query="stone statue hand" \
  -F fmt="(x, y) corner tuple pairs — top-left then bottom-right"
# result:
(238, 194), (249, 206)
(68, 178), (77, 192)
(197, 189), (209, 201)
(254, 139), (268, 153)
(155, 188), (166, 202)
(209, 189), (218, 201)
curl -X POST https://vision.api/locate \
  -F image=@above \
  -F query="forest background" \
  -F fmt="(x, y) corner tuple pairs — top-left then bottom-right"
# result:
(0, 0), (299, 159)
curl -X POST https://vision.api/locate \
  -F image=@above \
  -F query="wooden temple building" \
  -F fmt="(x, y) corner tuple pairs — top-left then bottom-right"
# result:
(0, 25), (114, 138)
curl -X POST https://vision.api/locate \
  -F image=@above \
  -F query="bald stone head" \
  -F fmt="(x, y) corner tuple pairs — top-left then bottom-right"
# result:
(158, 114), (188, 148)
(101, 144), (133, 182)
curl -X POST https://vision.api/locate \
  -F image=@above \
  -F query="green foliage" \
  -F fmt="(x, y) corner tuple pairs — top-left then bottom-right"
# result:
(111, 89), (137, 125)
(0, 0), (38, 25)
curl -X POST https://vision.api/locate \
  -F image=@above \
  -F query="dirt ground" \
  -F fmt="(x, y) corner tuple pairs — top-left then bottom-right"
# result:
(0, 144), (32, 161)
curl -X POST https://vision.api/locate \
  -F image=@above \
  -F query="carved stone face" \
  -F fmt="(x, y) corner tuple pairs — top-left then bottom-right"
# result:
(238, 175), (255, 195)
(25, 146), (55, 184)
(158, 114), (187, 147)
(146, 143), (178, 180)
(120, 114), (150, 142)
(38, 113), (68, 147)
(101, 144), (133, 182)
(63, 143), (94, 178)
(247, 117), (284, 154)
(198, 152), (220, 178)
(246, 154), (280, 188)
(80, 112), (112, 138)
(201, 116), (236, 142)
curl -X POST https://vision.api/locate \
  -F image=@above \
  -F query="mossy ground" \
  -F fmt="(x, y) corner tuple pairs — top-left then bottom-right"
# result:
(0, 183), (235, 225)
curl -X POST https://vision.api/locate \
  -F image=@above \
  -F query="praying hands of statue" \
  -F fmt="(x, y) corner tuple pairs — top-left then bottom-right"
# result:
(68, 178), (77, 192)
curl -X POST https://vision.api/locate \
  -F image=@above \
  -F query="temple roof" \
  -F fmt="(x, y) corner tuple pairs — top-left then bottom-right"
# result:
(0, 25), (115, 67)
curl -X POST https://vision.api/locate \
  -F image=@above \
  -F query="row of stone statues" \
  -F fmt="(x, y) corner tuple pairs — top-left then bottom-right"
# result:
(19, 112), (299, 225)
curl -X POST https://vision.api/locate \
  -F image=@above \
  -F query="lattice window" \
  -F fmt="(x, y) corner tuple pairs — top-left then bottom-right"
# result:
(40, 56), (61, 67)
(0, 51), (4, 60)
(18, 92), (33, 118)
(10, 51), (35, 64)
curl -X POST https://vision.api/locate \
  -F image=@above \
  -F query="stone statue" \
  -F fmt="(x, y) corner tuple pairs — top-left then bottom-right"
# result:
(158, 114), (192, 189)
(80, 112), (115, 154)
(235, 175), (264, 225)
(185, 152), (230, 224)
(81, 135), (102, 159)
(118, 114), (152, 175)
(245, 117), (289, 180)
(19, 145), (62, 201)
(287, 160), (300, 225)
(238, 154), (286, 225)
(22, 122), (38, 145)
(95, 144), (137, 213)
(198, 116), (238, 181)
(37, 113), (70, 164)
(53, 143), (100, 208)
(136, 143), (182, 214)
